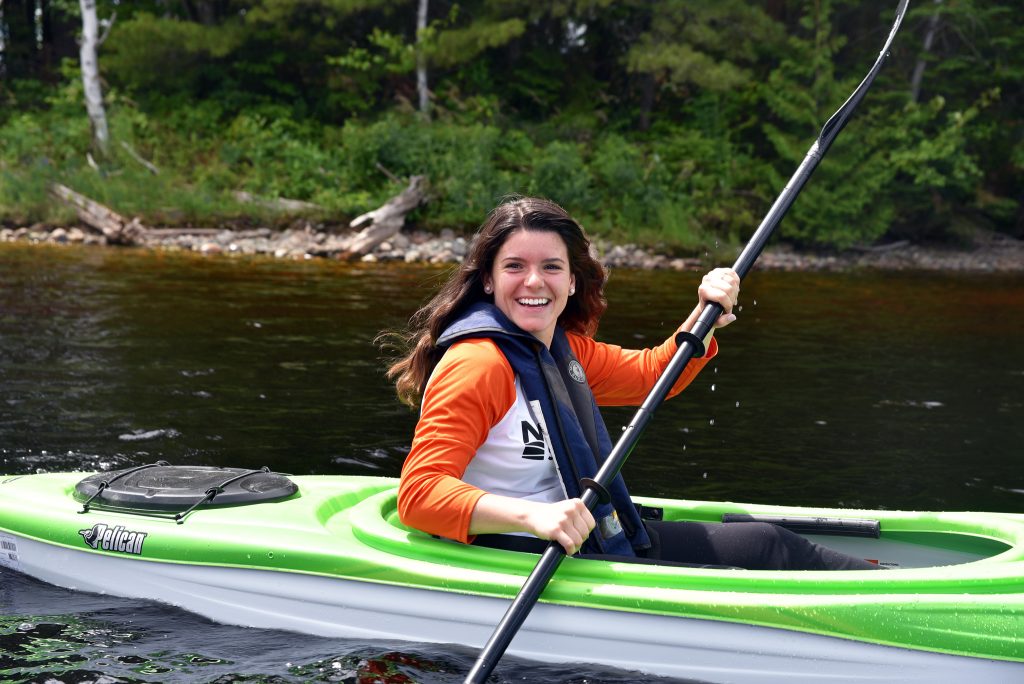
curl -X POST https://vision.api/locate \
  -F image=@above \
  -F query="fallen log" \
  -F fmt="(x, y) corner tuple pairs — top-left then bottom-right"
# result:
(49, 183), (146, 245)
(145, 228), (222, 237)
(342, 175), (427, 259)
(234, 191), (322, 213)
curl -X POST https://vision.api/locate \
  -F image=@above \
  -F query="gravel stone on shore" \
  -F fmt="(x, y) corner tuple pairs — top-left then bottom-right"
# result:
(2, 223), (1021, 273)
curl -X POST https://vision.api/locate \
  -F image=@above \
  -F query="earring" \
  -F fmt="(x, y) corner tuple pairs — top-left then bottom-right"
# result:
(569, 287), (575, 295)
(484, 285), (493, 294)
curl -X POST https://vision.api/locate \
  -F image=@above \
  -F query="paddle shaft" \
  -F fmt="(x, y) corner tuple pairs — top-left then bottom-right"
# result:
(464, 3), (909, 681)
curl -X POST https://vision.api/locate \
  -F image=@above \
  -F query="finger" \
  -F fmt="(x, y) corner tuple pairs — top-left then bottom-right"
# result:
(557, 529), (581, 555)
(581, 507), (596, 531)
(699, 285), (735, 314)
(571, 514), (591, 543)
(715, 312), (738, 328)
(557, 534), (577, 555)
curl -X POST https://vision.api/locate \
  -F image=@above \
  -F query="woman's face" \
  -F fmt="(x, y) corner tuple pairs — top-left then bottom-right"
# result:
(484, 228), (575, 348)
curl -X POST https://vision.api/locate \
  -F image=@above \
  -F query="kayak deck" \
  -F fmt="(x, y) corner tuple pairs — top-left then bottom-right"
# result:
(2, 472), (1023, 669)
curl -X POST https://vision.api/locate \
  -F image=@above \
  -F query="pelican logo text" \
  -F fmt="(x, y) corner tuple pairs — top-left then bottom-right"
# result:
(567, 360), (586, 384)
(79, 523), (148, 556)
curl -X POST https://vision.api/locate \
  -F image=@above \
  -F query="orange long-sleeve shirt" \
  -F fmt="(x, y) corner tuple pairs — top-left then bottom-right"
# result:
(397, 330), (719, 543)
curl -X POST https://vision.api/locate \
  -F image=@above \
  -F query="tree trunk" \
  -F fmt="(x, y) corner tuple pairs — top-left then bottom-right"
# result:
(49, 183), (146, 245)
(342, 175), (427, 259)
(79, 0), (109, 155)
(416, 0), (429, 117)
(910, 0), (944, 104)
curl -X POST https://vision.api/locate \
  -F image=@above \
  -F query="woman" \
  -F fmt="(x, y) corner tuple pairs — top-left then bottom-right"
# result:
(386, 196), (877, 570)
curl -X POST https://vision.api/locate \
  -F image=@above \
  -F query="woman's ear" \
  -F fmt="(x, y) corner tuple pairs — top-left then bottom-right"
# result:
(482, 276), (493, 295)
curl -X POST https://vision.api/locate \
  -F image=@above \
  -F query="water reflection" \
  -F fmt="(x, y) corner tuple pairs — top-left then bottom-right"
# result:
(2, 242), (1023, 512)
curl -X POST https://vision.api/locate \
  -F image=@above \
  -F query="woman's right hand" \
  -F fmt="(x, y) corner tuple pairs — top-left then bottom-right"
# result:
(469, 494), (596, 555)
(522, 498), (597, 555)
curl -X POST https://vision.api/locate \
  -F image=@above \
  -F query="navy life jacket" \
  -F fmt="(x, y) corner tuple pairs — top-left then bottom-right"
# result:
(436, 302), (651, 556)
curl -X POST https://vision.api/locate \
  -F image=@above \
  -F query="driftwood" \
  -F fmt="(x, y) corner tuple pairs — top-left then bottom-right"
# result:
(233, 191), (321, 213)
(146, 228), (222, 237)
(342, 175), (427, 259)
(850, 240), (910, 253)
(49, 183), (146, 245)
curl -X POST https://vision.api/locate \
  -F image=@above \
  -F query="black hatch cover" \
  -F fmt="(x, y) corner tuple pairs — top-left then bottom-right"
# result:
(74, 464), (298, 511)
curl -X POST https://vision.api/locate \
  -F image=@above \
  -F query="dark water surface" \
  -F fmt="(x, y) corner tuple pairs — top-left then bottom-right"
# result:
(2, 242), (1022, 682)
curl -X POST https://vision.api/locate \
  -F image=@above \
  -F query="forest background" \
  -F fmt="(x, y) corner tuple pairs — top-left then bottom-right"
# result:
(1, 0), (1021, 254)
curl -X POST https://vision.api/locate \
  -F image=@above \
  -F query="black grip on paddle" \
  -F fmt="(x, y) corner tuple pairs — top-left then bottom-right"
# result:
(673, 330), (706, 358)
(579, 477), (611, 505)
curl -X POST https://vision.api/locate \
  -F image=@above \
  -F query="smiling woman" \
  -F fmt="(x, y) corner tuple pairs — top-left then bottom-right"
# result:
(379, 196), (876, 571)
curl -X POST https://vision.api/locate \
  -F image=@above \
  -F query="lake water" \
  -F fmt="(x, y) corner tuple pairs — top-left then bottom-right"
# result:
(1, 241), (1022, 682)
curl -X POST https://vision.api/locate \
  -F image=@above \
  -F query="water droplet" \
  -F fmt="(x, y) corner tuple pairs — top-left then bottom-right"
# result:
(710, 384), (716, 391)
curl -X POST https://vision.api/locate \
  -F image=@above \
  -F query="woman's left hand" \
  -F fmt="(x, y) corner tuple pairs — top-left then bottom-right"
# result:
(698, 268), (740, 328)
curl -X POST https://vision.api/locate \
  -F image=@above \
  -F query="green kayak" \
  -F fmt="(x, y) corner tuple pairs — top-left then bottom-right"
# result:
(1, 465), (1022, 682)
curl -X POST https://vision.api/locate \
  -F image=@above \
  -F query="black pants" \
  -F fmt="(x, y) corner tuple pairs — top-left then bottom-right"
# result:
(632, 520), (881, 570)
(476, 521), (880, 570)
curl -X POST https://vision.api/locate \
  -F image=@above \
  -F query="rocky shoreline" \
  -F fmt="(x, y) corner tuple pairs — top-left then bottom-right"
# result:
(2, 223), (1022, 273)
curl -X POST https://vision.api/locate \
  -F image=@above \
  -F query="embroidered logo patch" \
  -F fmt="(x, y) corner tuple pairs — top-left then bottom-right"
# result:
(598, 511), (623, 539)
(567, 360), (586, 384)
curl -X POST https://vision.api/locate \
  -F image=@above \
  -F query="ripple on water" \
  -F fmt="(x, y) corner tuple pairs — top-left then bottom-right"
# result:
(118, 429), (182, 442)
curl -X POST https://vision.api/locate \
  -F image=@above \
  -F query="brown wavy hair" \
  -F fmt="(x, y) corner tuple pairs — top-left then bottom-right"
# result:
(381, 196), (608, 407)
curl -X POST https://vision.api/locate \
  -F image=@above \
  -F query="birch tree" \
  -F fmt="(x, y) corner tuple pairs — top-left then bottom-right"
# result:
(416, 0), (428, 116)
(79, 0), (109, 155)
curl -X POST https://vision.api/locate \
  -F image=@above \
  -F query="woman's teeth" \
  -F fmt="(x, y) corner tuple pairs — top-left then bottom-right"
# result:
(517, 298), (550, 307)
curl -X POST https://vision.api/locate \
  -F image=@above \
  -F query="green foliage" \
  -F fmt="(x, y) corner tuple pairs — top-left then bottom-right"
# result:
(627, 0), (782, 95)
(428, 18), (527, 69)
(2, 0), (1021, 247)
(104, 13), (242, 96)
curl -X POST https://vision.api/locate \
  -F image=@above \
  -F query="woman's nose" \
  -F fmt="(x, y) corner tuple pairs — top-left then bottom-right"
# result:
(524, 269), (543, 287)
